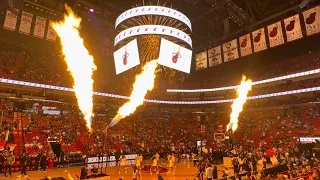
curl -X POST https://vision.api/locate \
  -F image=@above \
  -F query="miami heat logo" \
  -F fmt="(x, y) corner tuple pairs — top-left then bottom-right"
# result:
(172, 48), (181, 63)
(122, 48), (129, 65)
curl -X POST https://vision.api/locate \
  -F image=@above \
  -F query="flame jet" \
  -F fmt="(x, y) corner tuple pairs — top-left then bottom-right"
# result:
(52, 5), (97, 132)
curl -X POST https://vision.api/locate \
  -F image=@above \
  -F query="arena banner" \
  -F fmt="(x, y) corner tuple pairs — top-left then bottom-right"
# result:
(303, 6), (320, 36)
(267, 21), (284, 48)
(222, 39), (239, 62)
(3, 9), (19, 31)
(208, 46), (222, 67)
(252, 28), (267, 52)
(113, 39), (140, 75)
(284, 14), (303, 42)
(33, 16), (47, 39)
(46, 20), (57, 42)
(239, 33), (252, 57)
(195, 51), (208, 71)
(19, 11), (33, 35)
(158, 38), (192, 73)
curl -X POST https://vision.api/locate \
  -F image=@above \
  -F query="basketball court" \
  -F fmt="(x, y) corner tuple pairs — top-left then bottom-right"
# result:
(1, 162), (200, 180)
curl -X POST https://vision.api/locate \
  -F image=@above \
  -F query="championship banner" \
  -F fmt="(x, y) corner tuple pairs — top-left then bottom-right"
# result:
(239, 33), (252, 57)
(195, 51), (208, 71)
(252, 28), (267, 52)
(267, 21), (284, 48)
(208, 46), (222, 67)
(284, 14), (303, 42)
(3, 9), (19, 31)
(303, 6), (320, 36)
(33, 16), (47, 39)
(19, 11), (33, 35)
(223, 39), (239, 62)
(46, 20), (57, 42)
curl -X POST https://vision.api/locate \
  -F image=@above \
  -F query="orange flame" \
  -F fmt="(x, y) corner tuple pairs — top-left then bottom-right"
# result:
(109, 60), (158, 126)
(227, 76), (252, 132)
(52, 5), (96, 132)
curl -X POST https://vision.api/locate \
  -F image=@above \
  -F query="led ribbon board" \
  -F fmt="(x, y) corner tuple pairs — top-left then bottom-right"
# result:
(167, 69), (320, 92)
(0, 79), (319, 104)
(114, 25), (192, 48)
(115, 6), (192, 31)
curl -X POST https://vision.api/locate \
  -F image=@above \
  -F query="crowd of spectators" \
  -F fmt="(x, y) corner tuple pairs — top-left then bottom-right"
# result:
(0, 101), (319, 179)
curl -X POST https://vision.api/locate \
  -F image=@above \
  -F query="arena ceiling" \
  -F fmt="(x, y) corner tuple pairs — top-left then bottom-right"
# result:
(22, 0), (314, 47)
(104, 0), (307, 47)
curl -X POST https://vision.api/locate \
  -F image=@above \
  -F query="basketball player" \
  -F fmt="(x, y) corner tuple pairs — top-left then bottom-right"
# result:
(119, 155), (127, 174)
(135, 154), (143, 172)
(171, 153), (176, 169)
(150, 157), (158, 174)
(167, 157), (174, 175)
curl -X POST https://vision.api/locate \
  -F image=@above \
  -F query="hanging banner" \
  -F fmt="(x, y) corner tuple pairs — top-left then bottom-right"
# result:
(284, 14), (303, 42)
(303, 6), (320, 36)
(223, 39), (239, 62)
(33, 16), (47, 39)
(208, 46), (222, 67)
(46, 20), (57, 42)
(3, 9), (19, 31)
(252, 28), (267, 52)
(195, 51), (208, 71)
(267, 21), (284, 48)
(239, 33), (252, 57)
(19, 11), (33, 35)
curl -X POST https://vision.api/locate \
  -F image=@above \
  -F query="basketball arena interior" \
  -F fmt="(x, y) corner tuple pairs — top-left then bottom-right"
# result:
(1, 0), (320, 180)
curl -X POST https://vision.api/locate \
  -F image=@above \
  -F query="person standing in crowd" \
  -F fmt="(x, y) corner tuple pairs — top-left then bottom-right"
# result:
(4, 151), (14, 177)
(212, 166), (218, 180)
(198, 161), (206, 180)
(0, 151), (4, 175)
(233, 158), (240, 175)
(192, 153), (197, 167)
(20, 152), (28, 176)
(115, 151), (121, 166)
(132, 166), (139, 180)
(80, 164), (88, 180)
(58, 151), (65, 168)
(40, 152), (48, 171)
(205, 164), (213, 180)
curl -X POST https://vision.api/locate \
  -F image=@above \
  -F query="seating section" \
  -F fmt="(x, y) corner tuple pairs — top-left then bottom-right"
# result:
(1, 42), (320, 98)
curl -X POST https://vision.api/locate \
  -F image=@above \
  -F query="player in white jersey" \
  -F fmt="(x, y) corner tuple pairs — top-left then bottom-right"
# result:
(150, 157), (158, 173)
(167, 157), (174, 175)
(171, 153), (176, 169)
(135, 154), (143, 172)
(133, 166), (139, 180)
(119, 155), (127, 174)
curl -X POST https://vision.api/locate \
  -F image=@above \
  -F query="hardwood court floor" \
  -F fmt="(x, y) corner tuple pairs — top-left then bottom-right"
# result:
(1, 161), (205, 180)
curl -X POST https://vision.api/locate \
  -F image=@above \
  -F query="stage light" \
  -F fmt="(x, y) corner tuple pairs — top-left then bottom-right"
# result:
(89, 8), (94, 12)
